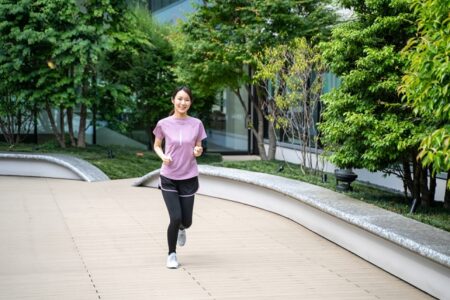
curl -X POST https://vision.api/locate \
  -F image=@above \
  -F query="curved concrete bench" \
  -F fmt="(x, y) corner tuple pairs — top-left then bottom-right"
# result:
(134, 165), (450, 300)
(0, 152), (109, 182)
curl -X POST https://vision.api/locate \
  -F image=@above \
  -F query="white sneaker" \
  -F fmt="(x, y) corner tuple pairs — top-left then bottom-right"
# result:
(166, 252), (179, 269)
(177, 229), (186, 247)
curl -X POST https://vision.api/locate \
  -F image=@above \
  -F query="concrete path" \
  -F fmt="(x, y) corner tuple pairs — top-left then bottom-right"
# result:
(0, 176), (432, 300)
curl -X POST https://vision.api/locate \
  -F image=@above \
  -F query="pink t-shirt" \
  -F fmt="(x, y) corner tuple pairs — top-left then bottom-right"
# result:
(153, 116), (207, 180)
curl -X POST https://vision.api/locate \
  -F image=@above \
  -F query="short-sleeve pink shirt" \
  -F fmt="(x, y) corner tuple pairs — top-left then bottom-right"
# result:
(153, 116), (207, 180)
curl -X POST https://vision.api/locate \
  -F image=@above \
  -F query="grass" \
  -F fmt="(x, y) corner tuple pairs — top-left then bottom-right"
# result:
(1, 142), (448, 232)
(0, 141), (222, 179)
(210, 160), (450, 232)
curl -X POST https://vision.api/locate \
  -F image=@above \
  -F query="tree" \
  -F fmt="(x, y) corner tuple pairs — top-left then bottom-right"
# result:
(173, 0), (336, 160)
(319, 0), (438, 207)
(101, 6), (176, 149)
(254, 37), (326, 174)
(400, 0), (450, 208)
(0, 0), (60, 144)
(65, 0), (132, 148)
(0, 83), (34, 145)
(0, 0), (133, 148)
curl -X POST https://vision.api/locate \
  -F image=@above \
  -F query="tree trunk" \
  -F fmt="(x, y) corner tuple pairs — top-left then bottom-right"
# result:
(255, 102), (267, 160)
(234, 87), (268, 160)
(412, 153), (422, 203)
(420, 166), (434, 207)
(59, 105), (64, 140)
(429, 169), (436, 204)
(267, 120), (277, 160)
(67, 107), (76, 147)
(444, 171), (450, 210)
(67, 66), (76, 147)
(45, 101), (65, 148)
(255, 85), (272, 160)
(15, 109), (22, 144)
(77, 104), (87, 148)
(92, 104), (97, 145)
(402, 158), (414, 199)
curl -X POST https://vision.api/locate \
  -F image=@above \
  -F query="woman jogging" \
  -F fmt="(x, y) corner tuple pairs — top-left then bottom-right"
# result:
(153, 86), (207, 269)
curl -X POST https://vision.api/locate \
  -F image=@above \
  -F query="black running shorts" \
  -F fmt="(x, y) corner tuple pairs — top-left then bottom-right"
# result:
(159, 175), (199, 197)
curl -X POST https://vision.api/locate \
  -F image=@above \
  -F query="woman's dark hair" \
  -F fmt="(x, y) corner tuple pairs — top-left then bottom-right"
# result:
(169, 86), (193, 116)
(171, 86), (193, 102)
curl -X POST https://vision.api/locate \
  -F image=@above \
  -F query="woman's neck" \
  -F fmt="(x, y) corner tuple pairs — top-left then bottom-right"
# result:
(173, 112), (188, 119)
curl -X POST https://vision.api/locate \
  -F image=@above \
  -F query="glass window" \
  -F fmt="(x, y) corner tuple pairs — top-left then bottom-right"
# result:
(150, 0), (181, 11)
(206, 88), (249, 153)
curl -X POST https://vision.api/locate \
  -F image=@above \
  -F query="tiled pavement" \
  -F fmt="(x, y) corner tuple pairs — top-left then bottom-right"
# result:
(0, 176), (432, 300)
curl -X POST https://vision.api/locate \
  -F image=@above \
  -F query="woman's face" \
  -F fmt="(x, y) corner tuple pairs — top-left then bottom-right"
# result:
(172, 90), (192, 116)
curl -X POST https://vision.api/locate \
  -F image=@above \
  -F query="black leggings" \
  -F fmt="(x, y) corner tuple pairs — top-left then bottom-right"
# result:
(162, 191), (194, 254)
(159, 175), (198, 254)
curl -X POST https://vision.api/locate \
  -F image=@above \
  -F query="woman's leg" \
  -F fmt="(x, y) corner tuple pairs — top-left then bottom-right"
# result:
(179, 195), (195, 229)
(162, 190), (182, 254)
(178, 177), (198, 230)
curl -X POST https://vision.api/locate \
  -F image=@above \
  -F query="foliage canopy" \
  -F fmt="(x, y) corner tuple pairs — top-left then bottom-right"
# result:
(319, 0), (419, 170)
(400, 0), (450, 178)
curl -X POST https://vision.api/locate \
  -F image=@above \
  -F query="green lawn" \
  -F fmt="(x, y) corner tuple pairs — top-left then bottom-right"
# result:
(211, 160), (450, 232)
(1, 142), (448, 232)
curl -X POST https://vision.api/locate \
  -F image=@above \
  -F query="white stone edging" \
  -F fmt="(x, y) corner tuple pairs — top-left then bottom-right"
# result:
(0, 152), (109, 182)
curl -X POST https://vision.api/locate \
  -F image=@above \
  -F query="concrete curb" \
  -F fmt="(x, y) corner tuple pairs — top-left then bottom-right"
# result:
(0, 152), (110, 182)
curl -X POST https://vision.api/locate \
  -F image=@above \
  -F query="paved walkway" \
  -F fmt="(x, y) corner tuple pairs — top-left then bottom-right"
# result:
(0, 176), (432, 300)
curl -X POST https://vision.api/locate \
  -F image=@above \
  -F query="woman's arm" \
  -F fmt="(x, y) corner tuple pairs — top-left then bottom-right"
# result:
(154, 138), (172, 164)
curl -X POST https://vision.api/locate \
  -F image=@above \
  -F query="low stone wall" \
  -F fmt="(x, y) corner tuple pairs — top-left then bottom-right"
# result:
(0, 152), (109, 182)
(135, 165), (450, 300)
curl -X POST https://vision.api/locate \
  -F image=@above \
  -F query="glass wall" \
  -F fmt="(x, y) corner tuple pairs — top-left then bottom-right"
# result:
(150, 0), (201, 23)
(277, 72), (341, 147)
(150, 0), (181, 11)
(207, 87), (249, 153)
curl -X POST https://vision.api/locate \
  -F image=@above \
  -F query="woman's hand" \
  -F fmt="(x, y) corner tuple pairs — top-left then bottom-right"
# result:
(161, 154), (172, 165)
(193, 146), (203, 157)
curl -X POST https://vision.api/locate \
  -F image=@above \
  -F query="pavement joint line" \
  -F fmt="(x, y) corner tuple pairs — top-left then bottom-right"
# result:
(49, 183), (102, 299)
(182, 267), (216, 299)
(110, 190), (166, 251)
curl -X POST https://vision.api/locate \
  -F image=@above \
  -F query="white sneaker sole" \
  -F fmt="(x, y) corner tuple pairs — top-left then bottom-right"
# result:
(167, 264), (179, 269)
(167, 253), (179, 269)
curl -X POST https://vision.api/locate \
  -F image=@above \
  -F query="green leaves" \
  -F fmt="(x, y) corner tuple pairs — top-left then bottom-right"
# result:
(254, 37), (325, 171)
(0, 0), (161, 146)
(175, 0), (336, 96)
(400, 0), (450, 176)
(102, 6), (176, 130)
(318, 0), (418, 170)
(418, 126), (450, 181)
